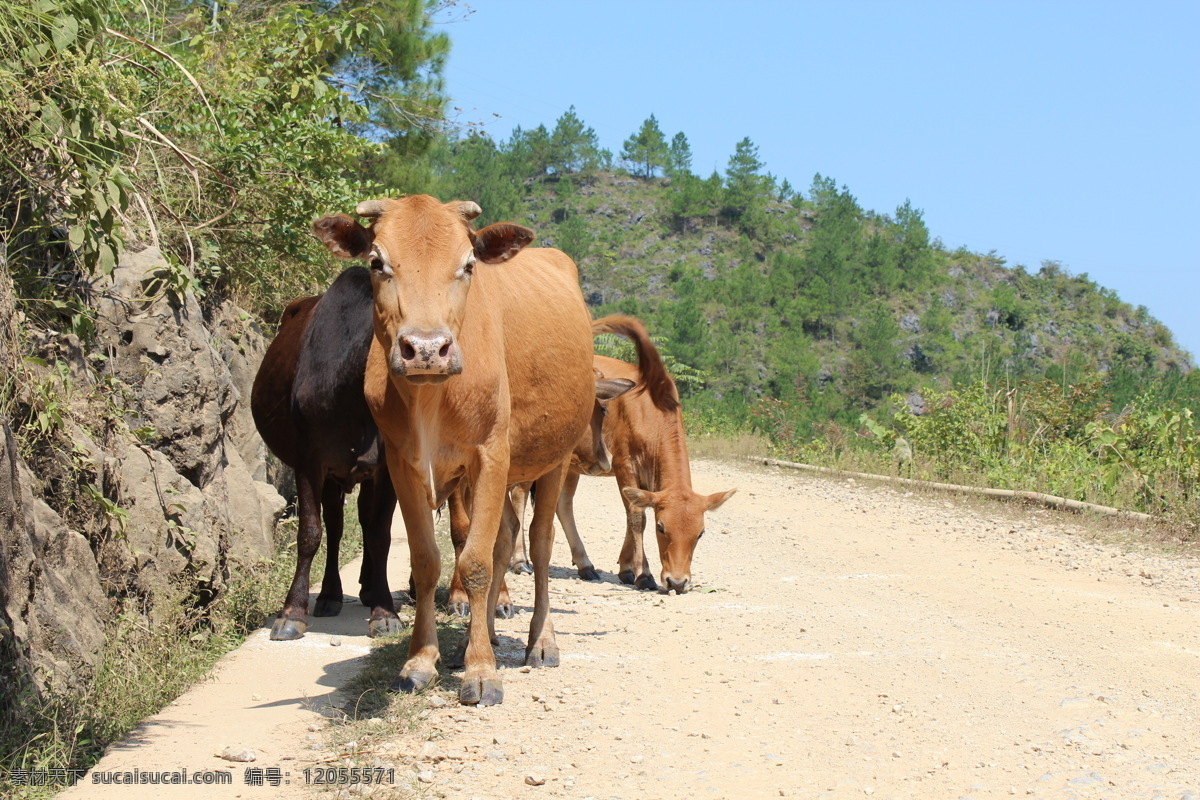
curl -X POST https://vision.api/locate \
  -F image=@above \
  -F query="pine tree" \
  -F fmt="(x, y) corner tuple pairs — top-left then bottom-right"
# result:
(667, 131), (693, 177)
(723, 137), (772, 237)
(508, 124), (553, 177)
(845, 305), (907, 406)
(892, 199), (936, 289)
(620, 114), (668, 178)
(549, 106), (607, 177)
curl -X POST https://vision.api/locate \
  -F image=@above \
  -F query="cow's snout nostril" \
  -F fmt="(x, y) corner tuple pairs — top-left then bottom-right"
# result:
(665, 577), (690, 595)
(395, 329), (461, 378)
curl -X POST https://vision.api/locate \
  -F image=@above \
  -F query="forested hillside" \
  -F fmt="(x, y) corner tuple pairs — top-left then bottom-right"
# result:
(398, 111), (1197, 432)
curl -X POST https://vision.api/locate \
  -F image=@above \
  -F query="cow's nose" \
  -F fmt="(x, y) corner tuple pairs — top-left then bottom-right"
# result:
(396, 329), (460, 376)
(663, 576), (691, 595)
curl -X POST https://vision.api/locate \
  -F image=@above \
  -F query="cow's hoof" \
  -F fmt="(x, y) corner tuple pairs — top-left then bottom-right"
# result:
(459, 676), (503, 706)
(313, 595), (344, 617)
(510, 560), (533, 576)
(390, 668), (436, 694)
(577, 566), (601, 582)
(495, 601), (515, 619)
(269, 618), (307, 641)
(449, 600), (469, 617)
(618, 570), (636, 585)
(635, 573), (659, 591)
(368, 614), (404, 638)
(525, 641), (560, 668)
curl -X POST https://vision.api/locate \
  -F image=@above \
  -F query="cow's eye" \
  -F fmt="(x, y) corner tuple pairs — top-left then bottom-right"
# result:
(656, 521), (665, 534)
(370, 256), (384, 271)
(462, 258), (476, 277)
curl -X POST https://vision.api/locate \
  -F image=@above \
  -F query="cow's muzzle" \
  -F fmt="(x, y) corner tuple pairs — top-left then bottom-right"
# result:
(661, 575), (691, 595)
(392, 329), (462, 380)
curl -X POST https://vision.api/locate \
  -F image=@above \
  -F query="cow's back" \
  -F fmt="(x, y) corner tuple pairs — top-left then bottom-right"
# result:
(292, 266), (380, 481)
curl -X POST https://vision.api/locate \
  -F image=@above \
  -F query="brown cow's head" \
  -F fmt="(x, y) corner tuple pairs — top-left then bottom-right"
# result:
(572, 376), (636, 476)
(312, 196), (534, 384)
(622, 486), (737, 594)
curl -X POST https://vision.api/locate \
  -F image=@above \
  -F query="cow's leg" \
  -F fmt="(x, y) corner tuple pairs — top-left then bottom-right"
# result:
(313, 479), (345, 617)
(615, 471), (657, 591)
(360, 473), (402, 637)
(508, 482), (533, 574)
(526, 459), (569, 667)
(455, 451), (508, 706)
(556, 471), (599, 581)
(489, 497), (519, 639)
(449, 485), (514, 620)
(447, 487), (471, 616)
(448, 492), (519, 672)
(389, 459), (441, 694)
(272, 465), (322, 640)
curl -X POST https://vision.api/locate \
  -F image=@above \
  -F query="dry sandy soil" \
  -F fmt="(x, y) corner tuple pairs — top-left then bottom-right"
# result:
(62, 457), (1200, 800)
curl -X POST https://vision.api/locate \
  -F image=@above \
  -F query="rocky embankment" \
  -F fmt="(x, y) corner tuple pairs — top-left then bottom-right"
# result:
(1, 248), (285, 697)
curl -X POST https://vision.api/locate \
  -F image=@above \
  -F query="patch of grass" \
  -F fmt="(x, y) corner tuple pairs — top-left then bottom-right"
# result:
(687, 430), (770, 461)
(315, 508), (473, 798)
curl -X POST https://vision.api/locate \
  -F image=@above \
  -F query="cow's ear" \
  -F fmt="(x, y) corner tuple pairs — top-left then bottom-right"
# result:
(595, 378), (636, 402)
(621, 486), (661, 511)
(473, 223), (535, 264)
(704, 488), (737, 512)
(312, 214), (374, 260)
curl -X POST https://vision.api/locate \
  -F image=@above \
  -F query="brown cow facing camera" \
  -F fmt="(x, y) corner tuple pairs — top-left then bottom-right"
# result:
(312, 195), (595, 707)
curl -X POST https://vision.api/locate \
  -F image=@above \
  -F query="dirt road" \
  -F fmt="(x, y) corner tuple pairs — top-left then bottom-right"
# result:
(64, 458), (1200, 800)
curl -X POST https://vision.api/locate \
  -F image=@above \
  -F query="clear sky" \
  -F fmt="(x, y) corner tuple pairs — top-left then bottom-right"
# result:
(434, 0), (1200, 359)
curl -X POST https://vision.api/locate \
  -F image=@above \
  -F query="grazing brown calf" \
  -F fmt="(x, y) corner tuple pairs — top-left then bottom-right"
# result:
(250, 267), (401, 640)
(312, 195), (595, 706)
(555, 316), (736, 591)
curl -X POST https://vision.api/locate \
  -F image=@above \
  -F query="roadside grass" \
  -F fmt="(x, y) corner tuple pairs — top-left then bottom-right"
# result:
(0, 504), (364, 799)
(686, 430), (770, 461)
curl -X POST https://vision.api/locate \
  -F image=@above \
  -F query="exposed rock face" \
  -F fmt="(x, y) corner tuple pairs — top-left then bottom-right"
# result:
(0, 423), (107, 694)
(92, 248), (236, 488)
(1, 247), (285, 695)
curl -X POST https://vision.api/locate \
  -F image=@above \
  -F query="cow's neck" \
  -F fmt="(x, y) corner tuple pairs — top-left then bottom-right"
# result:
(398, 382), (451, 510)
(652, 410), (693, 491)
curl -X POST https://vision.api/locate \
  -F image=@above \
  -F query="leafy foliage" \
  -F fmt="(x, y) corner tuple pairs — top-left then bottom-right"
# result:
(1, 0), (449, 320)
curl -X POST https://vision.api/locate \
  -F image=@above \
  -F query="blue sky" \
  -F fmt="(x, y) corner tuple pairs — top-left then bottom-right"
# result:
(435, 1), (1200, 359)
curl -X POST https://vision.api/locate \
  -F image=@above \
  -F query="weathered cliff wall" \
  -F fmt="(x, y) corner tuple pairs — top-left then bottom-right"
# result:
(0, 247), (286, 696)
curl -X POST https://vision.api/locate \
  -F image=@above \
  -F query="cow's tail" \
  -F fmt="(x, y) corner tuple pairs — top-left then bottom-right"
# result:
(592, 315), (680, 413)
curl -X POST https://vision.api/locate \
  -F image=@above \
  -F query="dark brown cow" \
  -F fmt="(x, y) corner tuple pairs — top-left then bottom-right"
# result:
(312, 195), (595, 706)
(250, 267), (402, 640)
